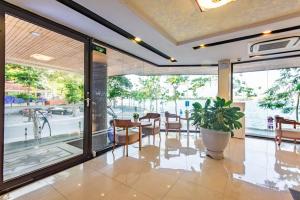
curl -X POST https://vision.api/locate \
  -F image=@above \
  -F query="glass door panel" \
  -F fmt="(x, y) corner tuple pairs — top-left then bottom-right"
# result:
(4, 14), (85, 180)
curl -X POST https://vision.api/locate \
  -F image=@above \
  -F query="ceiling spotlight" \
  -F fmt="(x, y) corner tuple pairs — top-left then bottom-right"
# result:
(134, 37), (142, 42)
(199, 44), (206, 48)
(170, 57), (176, 62)
(30, 31), (41, 37)
(196, 0), (236, 12)
(30, 54), (54, 61)
(262, 30), (272, 35)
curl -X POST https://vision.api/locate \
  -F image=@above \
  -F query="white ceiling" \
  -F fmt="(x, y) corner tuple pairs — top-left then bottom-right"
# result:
(5, 0), (300, 66)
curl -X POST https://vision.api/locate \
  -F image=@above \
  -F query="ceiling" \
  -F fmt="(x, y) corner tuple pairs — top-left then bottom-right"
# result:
(123, 0), (300, 45)
(6, 13), (218, 76)
(5, 0), (300, 66)
(5, 14), (85, 73)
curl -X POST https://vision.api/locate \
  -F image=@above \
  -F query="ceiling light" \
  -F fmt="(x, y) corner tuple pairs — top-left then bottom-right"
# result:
(30, 54), (54, 61)
(170, 57), (176, 62)
(199, 44), (206, 48)
(134, 37), (142, 42)
(30, 31), (41, 37)
(262, 30), (272, 35)
(196, 0), (236, 12)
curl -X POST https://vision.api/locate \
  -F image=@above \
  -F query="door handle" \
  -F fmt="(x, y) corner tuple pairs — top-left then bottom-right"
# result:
(85, 98), (91, 107)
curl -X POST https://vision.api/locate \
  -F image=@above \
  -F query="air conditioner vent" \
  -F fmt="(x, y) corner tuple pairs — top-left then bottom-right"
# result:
(249, 36), (300, 57)
(258, 40), (290, 51)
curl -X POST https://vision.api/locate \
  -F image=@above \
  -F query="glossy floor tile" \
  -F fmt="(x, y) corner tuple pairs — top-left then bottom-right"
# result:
(1, 132), (299, 200)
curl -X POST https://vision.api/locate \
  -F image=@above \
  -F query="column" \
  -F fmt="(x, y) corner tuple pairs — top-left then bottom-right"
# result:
(91, 48), (107, 133)
(218, 59), (232, 100)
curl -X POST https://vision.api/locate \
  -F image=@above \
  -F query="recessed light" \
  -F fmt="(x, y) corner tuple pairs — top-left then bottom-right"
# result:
(170, 57), (176, 62)
(262, 30), (272, 35)
(196, 0), (236, 12)
(30, 54), (54, 61)
(31, 31), (41, 37)
(134, 37), (142, 42)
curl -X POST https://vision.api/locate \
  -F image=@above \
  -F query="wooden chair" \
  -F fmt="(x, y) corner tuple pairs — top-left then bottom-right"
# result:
(113, 119), (142, 156)
(139, 113), (161, 143)
(275, 116), (300, 145)
(165, 111), (181, 135)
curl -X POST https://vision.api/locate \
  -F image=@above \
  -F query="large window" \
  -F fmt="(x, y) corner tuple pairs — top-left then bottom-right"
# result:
(105, 47), (218, 132)
(4, 14), (85, 180)
(233, 58), (300, 138)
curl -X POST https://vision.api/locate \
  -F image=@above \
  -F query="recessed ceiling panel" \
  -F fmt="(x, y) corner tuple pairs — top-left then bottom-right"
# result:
(123, 0), (300, 45)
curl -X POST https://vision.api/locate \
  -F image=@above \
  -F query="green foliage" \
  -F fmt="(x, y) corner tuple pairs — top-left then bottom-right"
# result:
(63, 79), (83, 104)
(133, 113), (139, 119)
(107, 76), (133, 101)
(5, 64), (44, 92)
(191, 97), (244, 135)
(15, 93), (37, 101)
(131, 90), (147, 103)
(139, 76), (161, 101)
(259, 68), (300, 120)
(189, 77), (210, 97)
(166, 75), (188, 114)
(233, 77), (257, 98)
(138, 76), (161, 111)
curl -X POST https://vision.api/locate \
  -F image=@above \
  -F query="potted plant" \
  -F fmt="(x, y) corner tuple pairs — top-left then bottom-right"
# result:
(133, 113), (139, 123)
(191, 97), (244, 159)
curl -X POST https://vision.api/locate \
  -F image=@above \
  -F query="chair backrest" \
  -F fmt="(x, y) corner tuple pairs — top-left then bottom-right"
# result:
(165, 111), (180, 122)
(113, 119), (133, 128)
(275, 116), (299, 129)
(141, 113), (160, 120)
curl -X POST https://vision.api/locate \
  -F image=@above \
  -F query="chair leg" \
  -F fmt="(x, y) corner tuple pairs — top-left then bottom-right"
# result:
(112, 142), (116, 152)
(126, 144), (128, 157)
(153, 134), (155, 145)
(278, 137), (282, 146)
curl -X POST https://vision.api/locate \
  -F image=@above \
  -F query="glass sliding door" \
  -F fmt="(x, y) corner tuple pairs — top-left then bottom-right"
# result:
(3, 14), (86, 180)
(232, 57), (300, 138)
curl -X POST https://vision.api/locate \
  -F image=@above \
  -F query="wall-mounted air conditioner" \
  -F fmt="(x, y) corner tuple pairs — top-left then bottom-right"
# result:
(248, 35), (300, 57)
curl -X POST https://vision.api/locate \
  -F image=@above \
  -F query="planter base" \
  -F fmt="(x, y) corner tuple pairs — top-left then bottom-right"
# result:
(206, 149), (224, 160)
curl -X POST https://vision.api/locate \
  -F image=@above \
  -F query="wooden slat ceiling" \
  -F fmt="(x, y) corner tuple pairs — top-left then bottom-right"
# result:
(5, 14), (84, 73)
(5, 14), (217, 76)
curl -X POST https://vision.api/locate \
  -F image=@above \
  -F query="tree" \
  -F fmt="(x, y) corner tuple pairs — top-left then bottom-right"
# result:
(139, 76), (161, 112)
(131, 90), (147, 110)
(166, 75), (188, 115)
(64, 79), (83, 104)
(189, 77), (210, 98)
(233, 77), (257, 99)
(259, 68), (300, 121)
(5, 64), (44, 92)
(107, 76), (133, 107)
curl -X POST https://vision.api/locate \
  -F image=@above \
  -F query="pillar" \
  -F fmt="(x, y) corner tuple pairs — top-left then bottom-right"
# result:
(218, 59), (232, 100)
(91, 47), (107, 133)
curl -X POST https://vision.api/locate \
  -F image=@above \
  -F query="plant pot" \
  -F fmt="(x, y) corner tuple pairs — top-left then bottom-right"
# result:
(134, 119), (138, 123)
(200, 127), (230, 160)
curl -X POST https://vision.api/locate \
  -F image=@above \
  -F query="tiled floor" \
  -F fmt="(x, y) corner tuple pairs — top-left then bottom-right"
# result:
(1, 133), (300, 200)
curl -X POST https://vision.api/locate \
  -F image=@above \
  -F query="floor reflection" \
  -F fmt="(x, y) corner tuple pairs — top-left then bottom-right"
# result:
(1, 132), (298, 200)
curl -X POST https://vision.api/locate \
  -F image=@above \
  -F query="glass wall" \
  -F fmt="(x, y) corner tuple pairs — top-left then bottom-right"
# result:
(105, 46), (218, 133)
(233, 60), (300, 138)
(4, 14), (85, 180)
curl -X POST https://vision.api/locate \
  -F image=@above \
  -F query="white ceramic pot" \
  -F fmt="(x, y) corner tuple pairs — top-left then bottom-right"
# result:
(200, 127), (230, 160)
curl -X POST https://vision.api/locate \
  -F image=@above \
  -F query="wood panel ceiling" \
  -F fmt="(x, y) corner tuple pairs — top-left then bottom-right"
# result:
(5, 14), (85, 73)
(5, 14), (217, 76)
